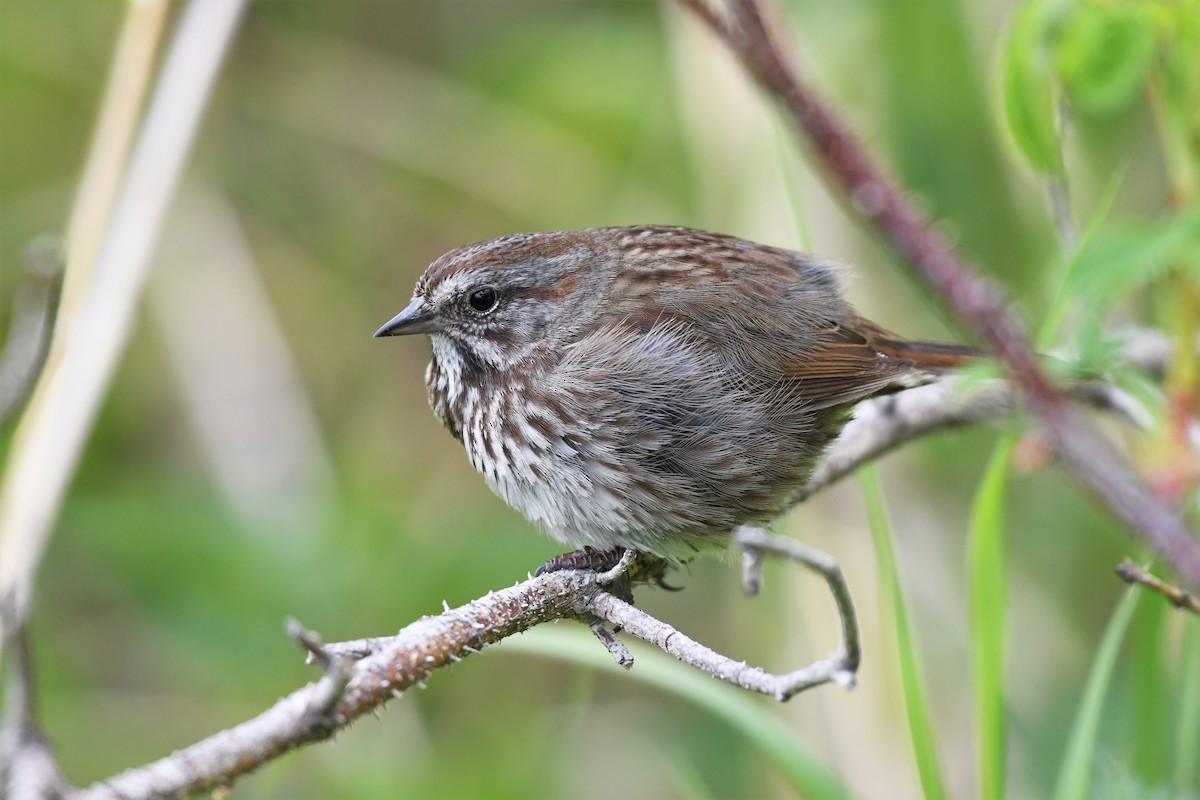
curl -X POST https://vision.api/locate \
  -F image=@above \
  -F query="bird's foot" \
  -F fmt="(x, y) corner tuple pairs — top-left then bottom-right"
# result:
(534, 545), (626, 576)
(534, 547), (681, 603)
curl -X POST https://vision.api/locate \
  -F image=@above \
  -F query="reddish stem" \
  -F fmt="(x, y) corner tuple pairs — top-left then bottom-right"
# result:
(681, 0), (1200, 589)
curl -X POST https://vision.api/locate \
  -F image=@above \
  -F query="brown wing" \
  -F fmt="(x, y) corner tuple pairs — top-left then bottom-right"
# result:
(598, 301), (919, 414)
(779, 317), (921, 411)
(598, 226), (976, 413)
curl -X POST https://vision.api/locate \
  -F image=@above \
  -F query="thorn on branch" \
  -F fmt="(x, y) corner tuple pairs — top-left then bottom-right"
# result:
(285, 618), (353, 730)
(286, 617), (331, 667)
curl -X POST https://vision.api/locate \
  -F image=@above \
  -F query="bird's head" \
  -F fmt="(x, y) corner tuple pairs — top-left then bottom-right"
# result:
(374, 230), (613, 371)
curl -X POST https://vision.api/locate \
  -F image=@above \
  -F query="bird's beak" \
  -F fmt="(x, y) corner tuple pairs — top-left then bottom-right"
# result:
(373, 296), (439, 337)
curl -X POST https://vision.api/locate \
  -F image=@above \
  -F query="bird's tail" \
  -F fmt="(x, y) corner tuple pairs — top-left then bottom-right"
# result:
(874, 336), (987, 371)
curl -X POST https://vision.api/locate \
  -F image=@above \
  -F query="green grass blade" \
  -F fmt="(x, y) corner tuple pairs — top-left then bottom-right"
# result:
(967, 439), (1012, 800)
(1052, 586), (1141, 800)
(858, 466), (947, 800)
(1176, 618), (1200, 791)
(1127, 594), (1169, 783)
(501, 627), (855, 800)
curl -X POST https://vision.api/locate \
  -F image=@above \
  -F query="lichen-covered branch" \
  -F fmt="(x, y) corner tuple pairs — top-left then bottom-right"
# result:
(794, 374), (1153, 505)
(74, 547), (856, 799)
(76, 570), (590, 799)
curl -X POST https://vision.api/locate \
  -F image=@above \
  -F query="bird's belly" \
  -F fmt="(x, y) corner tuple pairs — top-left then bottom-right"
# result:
(464, 419), (640, 550)
(457, 400), (777, 557)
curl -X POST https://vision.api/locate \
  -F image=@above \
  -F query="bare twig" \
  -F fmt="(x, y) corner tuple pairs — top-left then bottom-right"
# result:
(0, 239), (63, 426)
(586, 616), (635, 667)
(791, 375), (1153, 505)
(794, 379), (1016, 505)
(288, 620), (355, 737)
(1045, 96), (1079, 253)
(590, 586), (855, 700)
(1, 729), (66, 800)
(1115, 558), (1200, 616)
(1045, 175), (1079, 254)
(739, 541), (767, 595)
(78, 543), (867, 800)
(75, 568), (642, 799)
(734, 526), (859, 688)
(679, 0), (1200, 592)
(1, 620), (68, 800)
(286, 617), (335, 668)
(77, 571), (583, 799)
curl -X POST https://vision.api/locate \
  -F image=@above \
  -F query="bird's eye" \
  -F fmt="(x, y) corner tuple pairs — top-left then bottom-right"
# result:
(467, 286), (499, 313)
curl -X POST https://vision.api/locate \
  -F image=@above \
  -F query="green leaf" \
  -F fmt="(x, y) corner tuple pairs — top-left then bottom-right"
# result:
(859, 467), (948, 800)
(968, 440), (1012, 800)
(1000, 0), (1065, 176)
(1054, 1), (1157, 114)
(502, 628), (855, 800)
(1052, 586), (1141, 800)
(1149, 0), (1200, 121)
(1065, 208), (1200, 304)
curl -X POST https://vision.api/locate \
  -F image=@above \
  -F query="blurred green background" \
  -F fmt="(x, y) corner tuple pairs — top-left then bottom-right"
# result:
(1, 1), (1190, 798)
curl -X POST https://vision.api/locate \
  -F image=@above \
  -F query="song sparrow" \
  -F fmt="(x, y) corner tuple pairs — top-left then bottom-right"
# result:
(375, 226), (978, 560)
